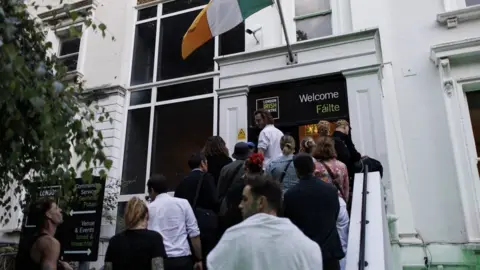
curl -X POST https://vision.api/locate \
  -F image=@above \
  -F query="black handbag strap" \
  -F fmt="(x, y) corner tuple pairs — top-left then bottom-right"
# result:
(279, 159), (293, 183)
(319, 160), (345, 199)
(193, 172), (205, 210)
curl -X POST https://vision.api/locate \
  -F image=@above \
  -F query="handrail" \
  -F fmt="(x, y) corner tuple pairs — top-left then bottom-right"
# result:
(358, 165), (369, 270)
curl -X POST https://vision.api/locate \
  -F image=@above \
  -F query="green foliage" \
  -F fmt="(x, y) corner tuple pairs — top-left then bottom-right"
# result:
(0, 0), (116, 224)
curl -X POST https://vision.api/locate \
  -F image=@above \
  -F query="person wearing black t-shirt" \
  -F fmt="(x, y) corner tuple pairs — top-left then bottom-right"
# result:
(104, 197), (166, 270)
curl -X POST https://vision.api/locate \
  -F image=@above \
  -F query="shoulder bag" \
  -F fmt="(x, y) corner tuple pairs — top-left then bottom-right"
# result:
(193, 173), (218, 230)
(319, 160), (345, 200)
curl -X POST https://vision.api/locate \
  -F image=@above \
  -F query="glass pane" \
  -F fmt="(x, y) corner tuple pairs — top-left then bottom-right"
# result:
(466, 0), (480, 6)
(295, 0), (330, 16)
(58, 55), (78, 72)
(219, 22), (245, 56)
(130, 21), (157, 86)
(296, 15), (332, 41)
(115, 202), (126, 233)
(121, 108), (151, 195)
(150, 98), (213, 189)
(60, 38), (81, 56)
(138, 6), (157, 20)
(157, 10), (214, 81)
(130, 89), (152, 106)
(156, 79), (212, 102)
(162, 0), (209, 15)
(466, 91), (480, 175)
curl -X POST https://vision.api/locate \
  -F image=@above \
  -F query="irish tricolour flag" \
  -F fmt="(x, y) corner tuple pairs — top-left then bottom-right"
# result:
(182, 0), (273, 59)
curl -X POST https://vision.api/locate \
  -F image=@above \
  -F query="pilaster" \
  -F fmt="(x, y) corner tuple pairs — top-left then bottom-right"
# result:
(343, 65), (421, 244)
(216, 86), (249, 155)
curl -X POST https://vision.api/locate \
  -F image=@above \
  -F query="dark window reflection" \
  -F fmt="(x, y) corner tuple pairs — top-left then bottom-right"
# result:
(138, 6), (157, 21)
(60, 38), (80, 56)
(115, 202), (127, 233)
(467, 91), (480, 175)
(466, 0), (480, 7)
(156, 79), (212, 102)
(58, 56), (78, 72)
(130, 89), (152, 106)
(157, 10), (214, 81)
(121, 108), (151, 195)
(131, 21), (157, 86)
(162, 0), (209, 15)
(150, 98), (213, 189)
(219, 22), (245, 56)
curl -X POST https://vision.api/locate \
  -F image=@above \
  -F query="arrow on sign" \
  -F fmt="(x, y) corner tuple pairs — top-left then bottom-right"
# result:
(64, 249), (91, 255)
(69, 210), (96, 216)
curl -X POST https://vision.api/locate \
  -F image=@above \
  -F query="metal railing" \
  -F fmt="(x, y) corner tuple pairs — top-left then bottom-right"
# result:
(358, 165), (369, 270)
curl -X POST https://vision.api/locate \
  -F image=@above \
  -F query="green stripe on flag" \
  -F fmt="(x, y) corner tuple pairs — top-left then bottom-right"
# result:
(238, 0), (273, 19)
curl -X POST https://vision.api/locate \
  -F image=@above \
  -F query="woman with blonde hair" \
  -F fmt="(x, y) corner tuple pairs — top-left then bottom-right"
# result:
(299, 136), (316, 155)
(266, 135), (298, 193)
(104, 197), (166, 270)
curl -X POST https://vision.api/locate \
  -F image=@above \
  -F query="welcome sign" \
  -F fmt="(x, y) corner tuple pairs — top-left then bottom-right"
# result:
(248, 75), (348, 127)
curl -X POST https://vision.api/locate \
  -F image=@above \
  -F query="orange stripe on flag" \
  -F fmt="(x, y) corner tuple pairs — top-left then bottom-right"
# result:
(181, 3), (213, 59)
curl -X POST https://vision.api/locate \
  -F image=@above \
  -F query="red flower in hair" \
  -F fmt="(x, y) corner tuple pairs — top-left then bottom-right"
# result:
(248, 153), (264, 166)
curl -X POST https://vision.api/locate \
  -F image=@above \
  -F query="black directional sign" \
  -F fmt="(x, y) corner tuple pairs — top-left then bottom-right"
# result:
(61, 177), (105, 261)
(19, 177), (105, 262)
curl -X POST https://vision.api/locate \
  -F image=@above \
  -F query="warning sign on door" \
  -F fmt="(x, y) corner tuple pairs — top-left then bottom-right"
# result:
(237, 128), (246, 140)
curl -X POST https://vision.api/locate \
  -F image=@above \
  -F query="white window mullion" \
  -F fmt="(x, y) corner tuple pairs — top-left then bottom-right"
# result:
(153, 4), (162, 82)
(213, 75), (219, 135)
(144, 103), (156, 195)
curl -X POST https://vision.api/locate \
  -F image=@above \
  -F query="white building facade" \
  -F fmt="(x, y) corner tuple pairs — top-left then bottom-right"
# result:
(3, 0), (480, 268)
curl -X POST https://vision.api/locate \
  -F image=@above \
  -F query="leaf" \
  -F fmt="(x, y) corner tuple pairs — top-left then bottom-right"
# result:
(104, 159), (112, 170)
(98, 23), (107, 31)
(69, 11), (79, 21)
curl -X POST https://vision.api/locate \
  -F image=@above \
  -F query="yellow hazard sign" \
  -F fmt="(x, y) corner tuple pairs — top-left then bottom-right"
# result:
(237, 128), (246, 140)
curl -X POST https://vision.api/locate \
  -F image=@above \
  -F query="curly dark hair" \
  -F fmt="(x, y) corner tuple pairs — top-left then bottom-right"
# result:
(312, 136), (337, 160)
(245, 153), (264, 174)
(254, 109), (274, 125)
(202, 136), (229, 157)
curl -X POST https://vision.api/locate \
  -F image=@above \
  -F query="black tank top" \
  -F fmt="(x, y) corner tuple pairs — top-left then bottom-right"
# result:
(15, 232), (52, 270)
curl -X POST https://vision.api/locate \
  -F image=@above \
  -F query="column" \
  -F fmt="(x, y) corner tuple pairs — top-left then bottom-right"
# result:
(89, 85), (126, 269)
(216, 86), (249, 155)
(343, 65), (421, 244)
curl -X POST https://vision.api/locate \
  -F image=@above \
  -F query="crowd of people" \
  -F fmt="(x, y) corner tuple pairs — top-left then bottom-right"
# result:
(17, 109), (370, 270)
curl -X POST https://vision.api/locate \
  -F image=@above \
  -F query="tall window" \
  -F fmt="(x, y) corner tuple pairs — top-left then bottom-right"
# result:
(118, 2), (245, 232)
(466, 0), (480, 6)
(130, 3), (245, 86)
(466, 90), (480, 175)
(58, 36), (81, 72)
(294, 0), (332, 41)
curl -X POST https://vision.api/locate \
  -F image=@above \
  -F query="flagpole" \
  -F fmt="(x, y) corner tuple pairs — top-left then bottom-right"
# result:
(275, 0), (295, 64)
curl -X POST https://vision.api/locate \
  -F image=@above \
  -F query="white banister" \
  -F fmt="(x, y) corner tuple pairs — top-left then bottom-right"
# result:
(345, 172), (393, 269)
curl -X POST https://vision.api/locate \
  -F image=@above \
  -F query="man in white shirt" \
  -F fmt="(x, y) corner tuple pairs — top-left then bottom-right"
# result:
(207, 175), (323, 270)
(254, 109), (284, 169)
(147, 174), (203, 270)
(337, 197), (349, 270)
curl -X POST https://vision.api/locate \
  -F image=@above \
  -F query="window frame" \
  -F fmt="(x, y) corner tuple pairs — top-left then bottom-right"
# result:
(129, 3), (224, 89)
(431, 40), (480, 242)
(55, 25), (83, 73)
(293, 1), (333, 41)
(443, 0), (480, 11)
